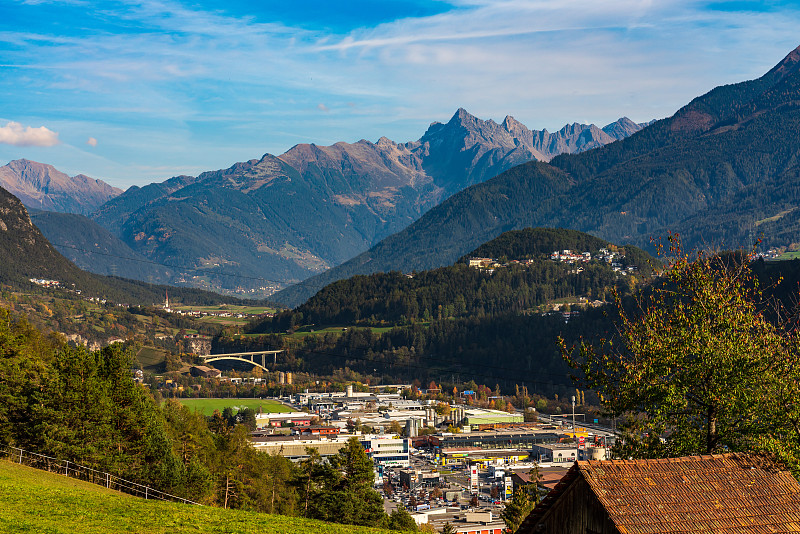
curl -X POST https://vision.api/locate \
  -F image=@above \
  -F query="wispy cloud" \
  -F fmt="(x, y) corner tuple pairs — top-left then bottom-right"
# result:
(1, 0), (799, 185)
(0, 121), (60, 146)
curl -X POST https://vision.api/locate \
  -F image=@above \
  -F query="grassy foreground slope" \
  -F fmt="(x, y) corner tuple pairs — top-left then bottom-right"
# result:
(0, 460), (389, 534)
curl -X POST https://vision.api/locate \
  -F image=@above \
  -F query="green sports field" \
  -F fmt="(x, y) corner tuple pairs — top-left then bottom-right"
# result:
(176, 398), (296, 416)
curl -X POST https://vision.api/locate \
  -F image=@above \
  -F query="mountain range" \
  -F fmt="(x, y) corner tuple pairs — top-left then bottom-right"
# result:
(0, 159), (121, 216)
(272, 44), (800, 307)
(12, 112), (647, 295)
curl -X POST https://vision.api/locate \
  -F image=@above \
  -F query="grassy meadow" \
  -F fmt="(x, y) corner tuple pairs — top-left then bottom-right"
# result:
(176, 397), (295, 416)
(0, 460), (388, 534)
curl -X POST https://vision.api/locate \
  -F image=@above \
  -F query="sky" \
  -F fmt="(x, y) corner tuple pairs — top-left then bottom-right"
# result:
(0, 0), (799, 189)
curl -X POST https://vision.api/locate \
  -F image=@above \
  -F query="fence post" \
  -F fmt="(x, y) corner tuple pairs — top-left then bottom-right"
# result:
(145, 486), (148, 500)
(106, 472), (110, 488)
(18, 448), (23, 464)
(64, 460), (69, 477)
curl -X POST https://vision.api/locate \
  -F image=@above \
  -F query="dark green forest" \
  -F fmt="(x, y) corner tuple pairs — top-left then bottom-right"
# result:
(263, 228), (654, 329)
(232, 229), (650, 394)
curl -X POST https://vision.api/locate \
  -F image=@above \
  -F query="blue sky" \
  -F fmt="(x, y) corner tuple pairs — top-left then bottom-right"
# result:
(0, 0), (798, 188)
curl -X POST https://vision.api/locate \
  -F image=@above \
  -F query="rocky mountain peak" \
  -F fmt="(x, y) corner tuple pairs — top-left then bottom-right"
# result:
(768, 44), (800, 80)
(376, 136), (396, 148)
(602, 117), (643, 140)
(0, 159), (121, 215)
(452, 107), (477, 123)
(502, 115), (527, 135)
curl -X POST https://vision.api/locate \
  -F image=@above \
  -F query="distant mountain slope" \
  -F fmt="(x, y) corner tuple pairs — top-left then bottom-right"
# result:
(29, 210), (173, 283)
(0, 159), (121, 215)
(0, 185), (249, 306)
(272, 44), (800, 307)
(88, 111), (646, 293)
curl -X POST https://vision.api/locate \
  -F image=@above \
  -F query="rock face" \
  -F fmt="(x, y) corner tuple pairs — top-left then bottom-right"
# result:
(85, 111), (645, 293)
(0, 159), (122, 215)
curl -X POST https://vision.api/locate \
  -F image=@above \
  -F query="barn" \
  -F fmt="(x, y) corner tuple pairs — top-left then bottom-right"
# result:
(516, 453), (800, 534)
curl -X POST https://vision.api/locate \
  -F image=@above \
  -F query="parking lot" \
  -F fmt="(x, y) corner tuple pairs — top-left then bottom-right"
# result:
(379, 448), (508, 515)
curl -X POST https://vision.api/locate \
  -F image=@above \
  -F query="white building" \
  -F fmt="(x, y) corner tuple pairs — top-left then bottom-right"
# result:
(361, 436), (410, 469)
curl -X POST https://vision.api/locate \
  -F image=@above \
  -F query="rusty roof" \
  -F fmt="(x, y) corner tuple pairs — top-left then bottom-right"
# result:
(517, 453), (800, 534)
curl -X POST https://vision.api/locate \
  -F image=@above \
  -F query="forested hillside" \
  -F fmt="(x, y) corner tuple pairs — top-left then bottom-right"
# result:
(273, 45), (800, 307)
(262, 228), (654, 328)
(0, 185), (253, 306)
(30, 210), (174, 283)
(239, 228), (653, 393)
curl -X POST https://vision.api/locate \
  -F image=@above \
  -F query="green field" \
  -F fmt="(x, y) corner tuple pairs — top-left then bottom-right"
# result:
(286, 325), (396, 339)
(0, 460), (388, 534)
(177, 398), (295, 416)
(172, 304), (277, 314)
(135, 346), (167, 369)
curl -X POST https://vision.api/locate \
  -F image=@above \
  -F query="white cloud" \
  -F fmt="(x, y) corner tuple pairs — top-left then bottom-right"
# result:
(2, 0), (800, 185)
(0, 121), (60, 147)
(87, 136), (98, 147)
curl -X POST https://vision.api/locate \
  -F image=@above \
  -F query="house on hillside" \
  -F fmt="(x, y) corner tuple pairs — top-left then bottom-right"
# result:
(468, 257), (496, 268)
(516, 453), (800, 534)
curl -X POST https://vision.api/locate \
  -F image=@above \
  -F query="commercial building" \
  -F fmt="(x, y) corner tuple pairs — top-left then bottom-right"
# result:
(463, 408), (523, 427)
(439, 448), (530, 467)
(531, 443), (578, 464)
(361, 436), (410, 469)
(431, 429), (560, 453)
(250, 434), (347, 459)
(399, 469), (442, 489)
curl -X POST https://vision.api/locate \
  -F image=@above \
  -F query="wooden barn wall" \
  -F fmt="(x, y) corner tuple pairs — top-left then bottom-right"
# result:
(533, 478), (618, 534)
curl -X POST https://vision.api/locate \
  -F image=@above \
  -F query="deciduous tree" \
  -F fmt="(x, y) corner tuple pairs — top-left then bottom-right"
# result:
(564, 238), (800, 475)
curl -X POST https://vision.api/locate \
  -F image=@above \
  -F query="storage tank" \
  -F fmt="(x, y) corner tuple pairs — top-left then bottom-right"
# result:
(405, 418), (418, 437)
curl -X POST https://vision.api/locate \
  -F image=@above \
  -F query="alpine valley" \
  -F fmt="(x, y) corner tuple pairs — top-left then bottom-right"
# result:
(2, 112), (649, 297)
(274, 44), (800, 307)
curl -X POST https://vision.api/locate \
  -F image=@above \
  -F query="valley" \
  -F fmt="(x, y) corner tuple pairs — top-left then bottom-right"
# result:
(3, 32), (800, 534)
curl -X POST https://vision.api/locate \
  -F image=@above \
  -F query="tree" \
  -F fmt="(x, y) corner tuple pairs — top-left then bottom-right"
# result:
(237, 407), (257, 431)
(388, 507), (418, 531)
(388, 420), (404, 435)
(297, 447), (323, 516)
(563, 239), (800, 473)
(439, 522), (456, 534)
(501, 487), (535, 533)
(309, 436), (387, 526)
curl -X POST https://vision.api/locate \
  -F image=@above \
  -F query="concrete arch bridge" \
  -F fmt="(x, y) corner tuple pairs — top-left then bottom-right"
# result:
(199, 350), (282, 372)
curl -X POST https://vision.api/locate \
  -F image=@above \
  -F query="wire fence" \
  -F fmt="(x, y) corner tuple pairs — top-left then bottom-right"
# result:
(1, 445), (201, 506)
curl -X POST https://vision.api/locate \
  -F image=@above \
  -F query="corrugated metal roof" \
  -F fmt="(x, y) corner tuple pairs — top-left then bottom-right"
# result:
(517, 453), (800, 533)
